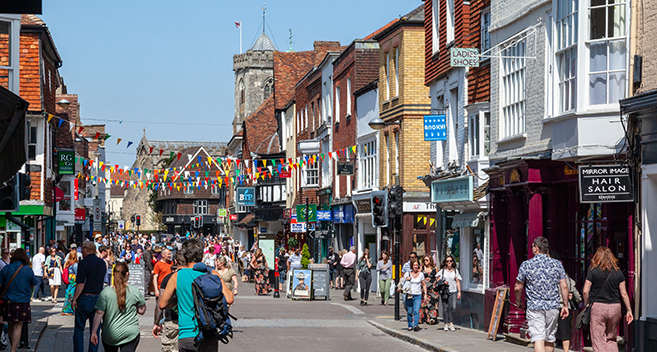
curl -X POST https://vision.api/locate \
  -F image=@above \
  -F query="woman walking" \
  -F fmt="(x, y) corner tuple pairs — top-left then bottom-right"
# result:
(437, 255), (462, 331)
(91, 262), (146, 352)
(401, 259), (426, 332)
(216, 256), (239, 298)
(61, 250), (79, 315)
(335, 250), (345, 289)
(420, 255), (439, 325)
(0, 249), (36, 352)
(202, 247), (216, 270)
(376, 250), (392, 306)
(356, 249), (373, 306)
(250, 248), (270, 295)
(44, 248), (63, 303)
(583, 247), (633, 352)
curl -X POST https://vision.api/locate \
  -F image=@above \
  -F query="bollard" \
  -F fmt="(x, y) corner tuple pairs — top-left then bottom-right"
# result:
(273, 257), (280, 298)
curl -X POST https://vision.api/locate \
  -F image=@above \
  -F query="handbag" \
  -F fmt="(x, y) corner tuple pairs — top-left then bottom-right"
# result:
(396, 273), (411, 294)
(62, 266), (70, 285)
(577, 270), (613, 330)
(0, 264), (24, 304)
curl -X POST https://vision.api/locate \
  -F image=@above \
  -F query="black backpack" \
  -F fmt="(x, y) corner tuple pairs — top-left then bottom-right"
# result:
(191, 263), (236, 346)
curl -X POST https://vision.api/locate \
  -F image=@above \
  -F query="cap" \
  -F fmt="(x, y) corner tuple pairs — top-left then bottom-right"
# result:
(295, 272), (306, 280)
(70, 244), (77, 248)
(94, 234), (102, 240)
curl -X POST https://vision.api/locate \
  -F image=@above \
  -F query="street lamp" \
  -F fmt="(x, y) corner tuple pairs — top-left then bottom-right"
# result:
(56, 99), (71, 109)
(368, 117), (400, 130)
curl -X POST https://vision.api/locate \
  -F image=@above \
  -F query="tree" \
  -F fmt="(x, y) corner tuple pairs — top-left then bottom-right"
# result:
(301, 243), (311, 269)
(287, 236), (298, 250)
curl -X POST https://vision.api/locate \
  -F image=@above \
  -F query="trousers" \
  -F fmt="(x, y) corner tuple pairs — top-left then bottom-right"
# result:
(379, 279), (391, 304)
(442, 293), (457, 324)
(358, 272), (372, 301)
(343, 268), (355, 299)
(590, 302), (621, 352)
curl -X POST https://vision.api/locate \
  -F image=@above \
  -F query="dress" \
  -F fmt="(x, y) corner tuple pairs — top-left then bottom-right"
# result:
(254, 257), (269, 295)
(62, 263), (78, 314)
(420, 267), (439, 324)
(45, 256), (62, 286)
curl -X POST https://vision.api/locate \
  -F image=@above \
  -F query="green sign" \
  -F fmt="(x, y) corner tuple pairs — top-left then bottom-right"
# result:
(296, 204), (317, 223)
(217, 208), (227, 217)
(58, 150), (75, 175)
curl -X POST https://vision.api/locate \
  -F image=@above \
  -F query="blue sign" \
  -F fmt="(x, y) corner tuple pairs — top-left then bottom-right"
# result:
(317, 210), (332, 221)
(236, 187), (256, 206)
(332, 205), (354, 224)
(424, 114), (447, 141)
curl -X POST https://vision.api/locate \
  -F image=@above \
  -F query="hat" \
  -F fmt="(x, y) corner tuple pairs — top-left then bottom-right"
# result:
(70, 244), (77, 249)
(295, 272), (306, 280)
(94, 234), (102, 240)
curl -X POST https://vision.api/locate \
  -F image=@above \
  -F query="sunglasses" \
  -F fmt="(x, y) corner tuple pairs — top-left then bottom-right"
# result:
(446, 260), (453, 263)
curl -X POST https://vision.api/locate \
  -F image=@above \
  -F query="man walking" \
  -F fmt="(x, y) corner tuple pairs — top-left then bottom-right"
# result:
(401, 252), (417, 274)
(142, 242), (155, 296)
(72, 241), (106, 352)
(31, 247), (46, 302)
(341, 246), (357, 301)
(153, 249), (173, 300)
(515, 237), (570, 352)
(0, 248), (10, 271)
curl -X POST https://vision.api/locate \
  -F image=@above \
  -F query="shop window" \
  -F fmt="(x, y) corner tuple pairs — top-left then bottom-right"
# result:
(470, 228), (485, 285)
(27, 120), (37, 160)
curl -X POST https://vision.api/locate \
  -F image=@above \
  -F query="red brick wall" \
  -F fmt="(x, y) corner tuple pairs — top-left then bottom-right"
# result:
(20, 32), (42, 111)
(468, 0), (491, 103)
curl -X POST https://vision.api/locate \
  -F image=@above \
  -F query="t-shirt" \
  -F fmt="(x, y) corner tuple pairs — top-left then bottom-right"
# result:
(517, 253), (566, 310)
(95, 285), (145, 346)
(277, 254), (287, 272)
(405, 272), (425, 295)
(437, 268), (463, 293)
(376, 260), (392, 280)
(0, 258), (9, 272)
(32, 253), (45, 276)
(327, 252), (337, 269)
(76, 254), (107, 294)
(288, 254), (302, 269)
(586, 267), (625, 304)
(153, 261), (173, 290)
(0, 262), (37, 303)
(218, 268), (237, 291)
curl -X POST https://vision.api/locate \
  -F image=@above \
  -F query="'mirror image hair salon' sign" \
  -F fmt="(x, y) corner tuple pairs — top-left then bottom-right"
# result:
(578, 164), (633, 203)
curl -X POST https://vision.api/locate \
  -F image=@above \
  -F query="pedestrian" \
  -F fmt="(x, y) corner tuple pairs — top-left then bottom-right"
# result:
(0, 248), (36, 352)
(341, 246), (357, 301)
(94, 234), (103, 251)
(62, 250), (79, 316)
(376, 250), (392, 306)
(202, 247), (216, 270)
(335, 250), (345, 289)
(547, 250), (580, 352)
(31, 247), (46, 302)
(436, 254), (462, 331)
(420, 255), (439, 325)
(287, 248), (301, 273)
(98, 246), (112, 288)
(582, 246), (633, 352)
(402, 252), (418, 274)
(356, 248), (373, 306)
(90, 262), (146, 352)
(401, 258), (426, 332)
(142, 243), (154, 296)
(120, 243), (134, 263)
(153, 249), (173, 302)
(514, 237), (570, 352)
(277, 248), (287, 292)
(250, 248), (269, 295)
(0, 248), (10, 272)
(326, 247), (337, 289)
(216, 256), (238, 299)
(72, 241), (107, 352)
(152, 251), (185, 352)
(158, 238), (234, 352)
(45, 248), (63, 303)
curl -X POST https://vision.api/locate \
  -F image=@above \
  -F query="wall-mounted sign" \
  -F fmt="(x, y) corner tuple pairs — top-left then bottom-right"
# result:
(58, 150), (75, 175)
(424, 115), (447, 141)
(354, 198), (372, 213)
(291, 223), (306, 233)
(431, 176), (474, 203)
(236, 187), (256, 206)
(337, 161), (355, 176)
(217, 208), (227, 217)
(229, 214), (238, 221)
(279, 170), (291, 178)
(579, 165), (633, 203)
(316, 210), (332, 221)
(450, 47), (479, 67)
(296, 204), (317, 222)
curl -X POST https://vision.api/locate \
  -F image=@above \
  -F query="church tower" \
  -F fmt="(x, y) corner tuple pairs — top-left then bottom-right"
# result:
(232, 9), (277, 135)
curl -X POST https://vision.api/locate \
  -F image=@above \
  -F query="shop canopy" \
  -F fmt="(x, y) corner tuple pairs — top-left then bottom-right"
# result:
(451, 211), (487, 228)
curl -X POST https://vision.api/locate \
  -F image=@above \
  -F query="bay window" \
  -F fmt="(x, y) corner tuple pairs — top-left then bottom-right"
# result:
(556, 0), (578, 112)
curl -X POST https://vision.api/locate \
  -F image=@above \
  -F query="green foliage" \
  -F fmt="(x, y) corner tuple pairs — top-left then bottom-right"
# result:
(301, 243), (311, 269)
(287, 237), (298, 249)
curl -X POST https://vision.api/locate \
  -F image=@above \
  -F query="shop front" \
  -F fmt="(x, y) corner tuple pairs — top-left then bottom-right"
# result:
(0, 204), (53, 257)
(331, 203), (354, 252)
(401, 200), (437, 263)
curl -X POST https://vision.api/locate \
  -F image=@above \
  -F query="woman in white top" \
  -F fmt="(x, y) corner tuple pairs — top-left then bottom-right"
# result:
(436, 255), (462, 331)
(401, 259), (427, 331)
(203, 247), (217, 269)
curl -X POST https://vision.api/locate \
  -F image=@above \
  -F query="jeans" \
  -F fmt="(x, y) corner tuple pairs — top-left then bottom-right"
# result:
(102, 334), (139, 352)
(405, 294), (422, 328)
(32, 276), (45, 299)
(178, 337), (218, 352)
(359, 271), (372, 301)
(379, 278), (391, 304)
(442, 292), (457, 324)
(74, 295), (101, 352)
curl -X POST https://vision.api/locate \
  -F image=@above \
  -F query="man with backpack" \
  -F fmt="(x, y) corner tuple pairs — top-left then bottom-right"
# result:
(159, 239), (234, 352)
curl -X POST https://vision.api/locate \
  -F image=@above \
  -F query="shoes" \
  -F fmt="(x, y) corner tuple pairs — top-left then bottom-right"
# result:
(449, 323), (456, 331)
(444, 324), (449, 331)
(363, 301), (368, 306)
(32, 299), (41, 303)
(18, 343), (28, 349)
(344, 295), (349, 301)
(360, 301), (364, 306)
(414, 326), (420, 332)
(381, 298), (385, 305)
(407, 327), (413, 331)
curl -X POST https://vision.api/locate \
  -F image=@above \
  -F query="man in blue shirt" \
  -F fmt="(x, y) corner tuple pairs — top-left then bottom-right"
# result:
(514, 237), (570, 352)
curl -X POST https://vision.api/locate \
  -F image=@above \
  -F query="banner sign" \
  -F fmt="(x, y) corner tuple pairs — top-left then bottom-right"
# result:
(296, 204), (317, 222)
(431, 176), (473, 203)
(58, 150), (75, 175)
(316, 210), (332, 221)
(450, 47), (480, 67)
(75, 208), (85, 221)
(424, 115), (447, 141)
(579, 165), (633, 203)
(337, 161), (355, 176)
(236, 187), (256, 206)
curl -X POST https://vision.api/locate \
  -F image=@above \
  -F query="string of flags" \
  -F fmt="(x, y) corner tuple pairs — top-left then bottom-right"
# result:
(416, 214), (436, 227)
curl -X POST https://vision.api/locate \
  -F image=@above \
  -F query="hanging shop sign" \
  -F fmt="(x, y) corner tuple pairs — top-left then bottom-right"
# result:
(316, 210), (332, 221)
(236, 187), (256, 206)
(296, 204), (317, 222)
(424, 115), (447, 141)
(354, 198), (372, 213)
(229, 214), (238, 221)
(75, 208), (86, 221)
(431, 176), (473, 203)
(578, 164), (633, 203)
(58, 150), (75, 175)
(450, 47), (480, 67)
(217, 208), (227, 217)
(336, 161), (355, 176)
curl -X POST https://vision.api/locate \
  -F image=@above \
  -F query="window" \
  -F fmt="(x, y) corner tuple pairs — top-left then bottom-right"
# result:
(0, 19), (19, 92)
(500, 39), (526, 138)
(394, 48), (399, 97)
(358, 139), (377, 190)
(394, 132), (400, 181)
(470, 113), (480, 157)
(335, 86), (340, 123)
(469, 111), (491, 158)
(483, 112), (490, 156)
(263, 78), (273, 100)
(432, 0), (440, 55)
(447, 0), (455, 44)
(303, 156), (319, 187)
(183, 184), (194, 194)
(588, 0), (627, 105)
(555, 0), (578, 112)
(470, 228), (486, 285)
(27, 120), (37, 160)
(385, 135), (390, 186)
(346, 78), (352, 115)
(449, 88), (459, 161)
(193, 200), (208, 215)
(311, 102), (315, 130)
(238, 79), (245, 117)
(304, 106), (308, 130)
(385, 52), (390, 100)
(211, 183), (221, 195)
(481, 9), (491, 53)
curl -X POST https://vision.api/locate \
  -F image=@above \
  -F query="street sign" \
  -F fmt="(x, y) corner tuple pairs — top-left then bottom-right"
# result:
(424, 115), (447, 141)
(296, 204), (317, 222)
(450, 47), (480, 67)
(336, 161), (355, 176)
(314, 229), (335, 239)
(291, 223), (306, 233)
(316, 210), (331, 221)
(93, 199), (102, 222)
(118, 220), (124, 229)
(236, 187), (256, 206)
(579, 164), (633, 203)
(5, 220), (21, 232)
(82, 219), (90, 231)
(93, 222), (102, 232)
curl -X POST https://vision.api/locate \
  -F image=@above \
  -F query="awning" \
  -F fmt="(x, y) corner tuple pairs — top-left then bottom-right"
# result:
(236, 213), (255, 226)
(451, 211), (487, 228)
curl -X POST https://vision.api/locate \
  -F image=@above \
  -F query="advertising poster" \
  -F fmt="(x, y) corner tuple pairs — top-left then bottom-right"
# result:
(258, 234), (275, 270)
(292, 269), (312, 299)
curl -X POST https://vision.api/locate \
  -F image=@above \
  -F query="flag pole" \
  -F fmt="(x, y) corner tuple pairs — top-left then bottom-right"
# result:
(239, 21), (242, 53)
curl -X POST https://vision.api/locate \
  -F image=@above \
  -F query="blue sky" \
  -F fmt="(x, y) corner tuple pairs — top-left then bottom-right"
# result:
(41, 0), (419, 167)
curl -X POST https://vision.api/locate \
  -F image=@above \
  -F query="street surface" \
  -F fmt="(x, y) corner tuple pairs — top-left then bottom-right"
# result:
(34, 282), (426, 352)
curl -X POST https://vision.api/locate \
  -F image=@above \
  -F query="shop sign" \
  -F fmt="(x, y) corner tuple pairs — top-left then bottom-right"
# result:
(450, 47), (480, 67)
(354, 198), (372, 213)
(58, 150), (75, 175)
(74, 178), (79, 201)
(279, 170), (291, 178)
(403, 202), (438, 213)
(291, 223), (306, 233)
(229, 214), (238, 221)
(236, 187), (256, 206)
(74, 208), (85, 221)
(316, 210), (331, 221)
(217, 208), (227, 217)
(164, 216), (175, 223)
(296, 204), (317, 222)
(337, 161), (355, 176)
(5, 220), (21, 232)
(431, 176), (473, 203)
(579, 164), (633, 203)
(424, 115), (447, 141)
(332, 205), (354, 224)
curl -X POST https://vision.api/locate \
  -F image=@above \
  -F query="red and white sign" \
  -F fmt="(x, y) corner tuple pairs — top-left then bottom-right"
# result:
(75, 208), (85, 221)
(55, 187), (64, 202)
(279, 170), (291, 178)
(229, 214), (238, 221)
(74, 178), (79, 201)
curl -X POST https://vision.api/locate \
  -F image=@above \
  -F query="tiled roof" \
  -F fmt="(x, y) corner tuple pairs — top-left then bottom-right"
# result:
(273, 51), (315, 110)
(21, 14), (45, 26)
(473, 180), (489, 202)
(251, 31), (277, 51)
(244, 95), (279, 157)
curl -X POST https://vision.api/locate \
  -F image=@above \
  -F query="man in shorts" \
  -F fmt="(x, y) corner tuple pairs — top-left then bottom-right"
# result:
(515, 237), (570, 352)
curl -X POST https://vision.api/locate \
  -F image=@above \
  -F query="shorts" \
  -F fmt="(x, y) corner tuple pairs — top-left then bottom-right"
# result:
(526, 308), (560, 343)
(279, 270), (286, 283)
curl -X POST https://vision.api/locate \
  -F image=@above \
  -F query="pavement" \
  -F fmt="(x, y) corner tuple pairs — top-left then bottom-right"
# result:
(29, 281), (539, 352)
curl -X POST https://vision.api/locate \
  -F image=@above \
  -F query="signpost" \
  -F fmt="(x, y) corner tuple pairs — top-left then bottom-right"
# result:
(450, 47), (480, 67)
(424, 115), (447, 141)
(579, 164), (633, 203)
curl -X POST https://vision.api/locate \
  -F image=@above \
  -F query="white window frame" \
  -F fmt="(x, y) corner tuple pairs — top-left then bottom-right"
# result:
(385, 135), (390, 186)
(0, 16), (21, 93)
(500, 39), (527, 139)
(385, 52), (390, 100)
(335, 86), (341, 123)
(469, 110), (490, 159)
(303, 156), (319, 188)
(27, 120), (38, 161)
(184, 183), (194, 194)
(193, 200), (208, 215)
(211, 183), (221, 195)
(346, 78), (352, 116)
(432, 0), (440, 56)
(304, 106), (308, 130)
(394, 48), (399, 97)
(447, 0), (455, 45)
(553, 0), (578, 114)
(394, 132), (400, 181)
(480, 9), (491, 57)
(357, 138), (377, 190)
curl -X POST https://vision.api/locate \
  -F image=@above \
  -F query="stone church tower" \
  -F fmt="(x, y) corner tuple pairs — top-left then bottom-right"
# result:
(232, 31), (277, 135)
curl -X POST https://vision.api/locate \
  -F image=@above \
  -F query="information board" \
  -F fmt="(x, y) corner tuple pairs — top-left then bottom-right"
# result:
(258, 233), (275, 270)
(127, 263), (145, 296)
(309, 264), (330, 300)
